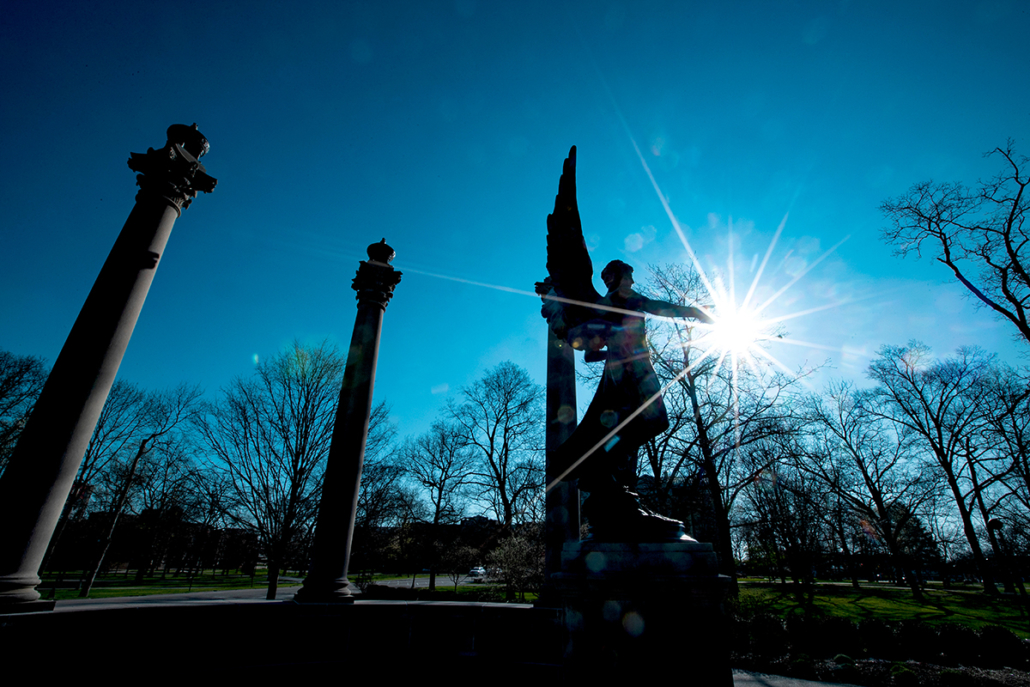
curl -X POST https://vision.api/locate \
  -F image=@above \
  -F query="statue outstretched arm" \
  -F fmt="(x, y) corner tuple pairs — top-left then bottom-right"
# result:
(640, 298), (713, 324)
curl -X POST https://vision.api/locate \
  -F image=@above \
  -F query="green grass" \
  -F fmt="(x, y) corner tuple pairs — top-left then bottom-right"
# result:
(41, 584), (299, 601)
(738, 581), (1030, 639)
(37, 569), (301, 601)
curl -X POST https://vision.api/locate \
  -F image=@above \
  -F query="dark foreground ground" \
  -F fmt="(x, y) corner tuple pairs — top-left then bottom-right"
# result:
(5, 591), (1028, 685)
(1, 591), (838, 686)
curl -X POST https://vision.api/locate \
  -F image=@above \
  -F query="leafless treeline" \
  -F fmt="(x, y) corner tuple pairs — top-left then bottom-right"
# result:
(0, 343), (546, 597)
(4, 272), (1030, 600)
(635, 263), (1030, 599)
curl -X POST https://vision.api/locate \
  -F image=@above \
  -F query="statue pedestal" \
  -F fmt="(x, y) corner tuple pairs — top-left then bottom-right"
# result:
(555, 541), (733, 684)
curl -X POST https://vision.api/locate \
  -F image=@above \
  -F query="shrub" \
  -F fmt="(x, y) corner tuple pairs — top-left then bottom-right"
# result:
(828, 663), (861, 684)
(823, 617), (863, 658)
(977, 624), (1026, 668)
(860, 618), (899, 660)
(889, 663), (919, 687)
(783, 616), (861, 658)
(897, 619), (939, 662)
(937, 624), (980, 666)
(788, 652), (816, 680)
(728, 616), (751, 653)
(749, 613), (790, 657)
(786, 615), (822, 655)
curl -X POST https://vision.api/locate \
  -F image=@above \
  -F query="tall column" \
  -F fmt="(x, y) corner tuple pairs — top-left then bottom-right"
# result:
(295, 240), (401, 603)
(536, 280), (580, 604)
(0, 124), (216, 611)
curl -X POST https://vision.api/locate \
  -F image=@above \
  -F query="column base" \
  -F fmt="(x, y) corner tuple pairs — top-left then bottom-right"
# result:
(292, 576), (356, 604)
(0, 572), (48, 610)
(0, 598), (56, 614)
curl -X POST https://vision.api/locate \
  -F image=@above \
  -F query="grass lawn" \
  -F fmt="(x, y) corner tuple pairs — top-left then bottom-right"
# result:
(738, 580), (1030, 639)
(41, 584), (301, 601)
(37, 569), (301, 601)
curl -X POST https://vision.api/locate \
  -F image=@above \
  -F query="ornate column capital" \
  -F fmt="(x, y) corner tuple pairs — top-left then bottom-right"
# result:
(127, 123), (217, 213)
(352, 239), (402, 308)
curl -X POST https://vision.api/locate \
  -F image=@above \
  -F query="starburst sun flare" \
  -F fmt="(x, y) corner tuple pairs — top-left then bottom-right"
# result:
(699, 300), (769, 360)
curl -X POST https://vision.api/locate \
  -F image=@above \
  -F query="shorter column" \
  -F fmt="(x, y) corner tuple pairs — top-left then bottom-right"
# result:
(295, 240), (401, 603)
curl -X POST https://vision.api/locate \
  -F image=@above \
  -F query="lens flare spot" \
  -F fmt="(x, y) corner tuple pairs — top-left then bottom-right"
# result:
(587, 552), (608, 573)
(602, 599), (622, 621)
(622, 611), (645, 637)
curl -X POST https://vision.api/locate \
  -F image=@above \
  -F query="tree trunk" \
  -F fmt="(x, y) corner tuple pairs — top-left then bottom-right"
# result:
(835, 526), (861, 590)
(944, 472), (997, 594)
(266, 559), (279, 600)
(39, 483), (82, 577)
(80, 440), (148, 598)
(683, 367), (738, 596)
(968, 458), (1016, 594)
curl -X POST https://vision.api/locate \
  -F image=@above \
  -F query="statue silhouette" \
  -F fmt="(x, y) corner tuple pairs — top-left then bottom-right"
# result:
(542, 147), (712, 541)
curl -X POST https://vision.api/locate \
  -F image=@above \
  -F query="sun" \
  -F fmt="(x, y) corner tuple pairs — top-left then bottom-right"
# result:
(703, 303), (768, 359)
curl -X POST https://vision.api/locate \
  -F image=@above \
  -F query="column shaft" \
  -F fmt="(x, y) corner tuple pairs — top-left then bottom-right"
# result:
(0, 124), (215, 609)
(296, 242), (400, 604)
(0, 199), (178, 605)
(542, 327), (579, 594)
(297, 303), (384, 601)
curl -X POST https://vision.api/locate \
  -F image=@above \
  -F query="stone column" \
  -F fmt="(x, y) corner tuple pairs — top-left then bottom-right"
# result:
(295, 240), (401, 604)
(0, 124), (216, 611)
(536, 280), (580, 605)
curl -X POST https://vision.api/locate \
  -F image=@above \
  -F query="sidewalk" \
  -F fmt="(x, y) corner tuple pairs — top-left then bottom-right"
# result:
(733, 671), (858, 687)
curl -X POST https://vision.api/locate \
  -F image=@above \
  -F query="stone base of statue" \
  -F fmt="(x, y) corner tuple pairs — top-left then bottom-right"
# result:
(554, 540), (733, 684)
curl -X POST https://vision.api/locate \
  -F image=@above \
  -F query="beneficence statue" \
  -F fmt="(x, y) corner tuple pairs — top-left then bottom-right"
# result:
(539, 146), (713, 542)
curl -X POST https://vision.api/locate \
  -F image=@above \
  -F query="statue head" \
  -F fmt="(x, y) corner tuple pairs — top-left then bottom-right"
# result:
(601, 260), (634, 293)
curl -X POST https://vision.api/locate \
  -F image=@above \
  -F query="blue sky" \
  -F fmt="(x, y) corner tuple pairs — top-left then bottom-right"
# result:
(1, 0), (1028, 439)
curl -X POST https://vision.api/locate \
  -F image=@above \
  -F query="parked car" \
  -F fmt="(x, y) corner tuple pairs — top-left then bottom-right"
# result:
(468, 566), (487, 578)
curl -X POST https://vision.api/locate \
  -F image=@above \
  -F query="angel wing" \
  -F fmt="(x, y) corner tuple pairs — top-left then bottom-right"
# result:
(544, 146), (606, 347)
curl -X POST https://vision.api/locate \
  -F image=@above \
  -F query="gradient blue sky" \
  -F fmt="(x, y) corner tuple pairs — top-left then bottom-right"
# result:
(2, 0), (1028, 439)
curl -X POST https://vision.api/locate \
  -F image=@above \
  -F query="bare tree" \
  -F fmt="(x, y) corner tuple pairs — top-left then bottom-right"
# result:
(804, 381), (937, 599)
(41, 379), (155, 576)
(355, 401), (402, 529)
(405, 421), (474, 527)
(644, 263), (809, 592)
(443, 544), (480, 592)
(351, 402), (410, 572)
(0, 349), (48, 477)
(79, 384), (203, 596)
(199, 341), (344, 599)
(73, 381), (153, 514)
(741, 449), (826, 604)
(447, 362), (544, 534)
(881, 141), (1030, 344)
(864, 342), (999, 593)
(402, 421), (474, 589)
(981, 366), (1030, 515)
